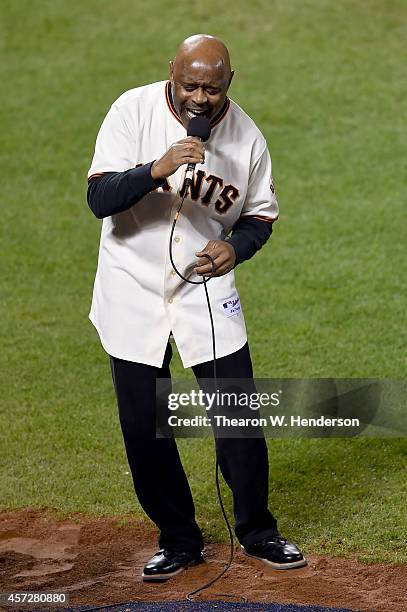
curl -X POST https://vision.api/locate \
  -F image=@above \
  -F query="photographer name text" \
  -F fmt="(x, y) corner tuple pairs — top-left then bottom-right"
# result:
(167, 415), (360, 428)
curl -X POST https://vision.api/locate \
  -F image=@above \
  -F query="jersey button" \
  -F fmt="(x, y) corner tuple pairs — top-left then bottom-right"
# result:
(171, 269), (176, 276)
(174, 236), (181, 243)
(168, 297), (173, 304)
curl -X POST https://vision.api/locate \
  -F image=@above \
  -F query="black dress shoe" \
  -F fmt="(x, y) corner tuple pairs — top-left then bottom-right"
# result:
(241, 535), (307, 570)
(142, 549), (204, 581)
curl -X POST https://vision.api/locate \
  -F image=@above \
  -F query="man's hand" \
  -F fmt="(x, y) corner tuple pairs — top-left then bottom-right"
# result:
(151, 137), (205, 181)
(194, 240), (236, 277)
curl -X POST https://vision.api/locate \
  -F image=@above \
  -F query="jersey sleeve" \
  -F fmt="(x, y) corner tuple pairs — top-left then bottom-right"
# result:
(88, 104), (135, 179)
(240, 145), (279, 223)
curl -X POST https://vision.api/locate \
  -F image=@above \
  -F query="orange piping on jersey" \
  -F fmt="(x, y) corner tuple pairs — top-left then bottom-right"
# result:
(252, 215), (279, 223)
(165, 82), (183, 126)
(210, 98), (230, 127)
(165, 81), (230, 129)
(87, 172), (106, 183)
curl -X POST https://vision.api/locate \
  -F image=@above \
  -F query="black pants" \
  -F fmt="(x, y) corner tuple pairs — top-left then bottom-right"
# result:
(109, 342), (278, 554)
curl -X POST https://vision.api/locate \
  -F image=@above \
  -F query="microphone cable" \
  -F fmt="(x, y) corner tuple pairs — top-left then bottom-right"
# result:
(79, 185), (245, 612)
(77, 186), (245, 612)
(168, 186), (247, 603)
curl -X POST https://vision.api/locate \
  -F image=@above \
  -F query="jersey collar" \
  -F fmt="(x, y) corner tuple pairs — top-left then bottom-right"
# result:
(165, 81), (230, 129)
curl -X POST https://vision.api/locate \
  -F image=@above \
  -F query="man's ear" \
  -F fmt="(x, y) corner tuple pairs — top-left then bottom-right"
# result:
(228, 70), (235, 88)
(169, 60), (174, 81)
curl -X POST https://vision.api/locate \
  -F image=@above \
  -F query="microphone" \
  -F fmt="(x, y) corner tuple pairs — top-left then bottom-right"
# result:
(184, 116), (211, 187)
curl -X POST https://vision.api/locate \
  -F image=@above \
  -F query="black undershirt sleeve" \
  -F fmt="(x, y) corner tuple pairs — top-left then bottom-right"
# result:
(227, 216), (274, 266)
(87, 161), (165, 219)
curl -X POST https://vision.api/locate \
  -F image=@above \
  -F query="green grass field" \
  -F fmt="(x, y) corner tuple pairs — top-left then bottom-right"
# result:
(1, 0), (406, 564)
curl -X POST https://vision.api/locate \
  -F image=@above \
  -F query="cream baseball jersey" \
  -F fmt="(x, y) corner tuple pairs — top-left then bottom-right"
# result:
(87, 80), (278, 368)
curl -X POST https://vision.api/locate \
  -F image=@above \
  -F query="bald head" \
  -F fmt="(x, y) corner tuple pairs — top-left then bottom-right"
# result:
(170, 34), (234, 128)
(173, 35), (232, 79)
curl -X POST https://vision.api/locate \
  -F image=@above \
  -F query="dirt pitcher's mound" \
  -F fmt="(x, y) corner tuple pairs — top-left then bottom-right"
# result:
(0, 509), (405, 612)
